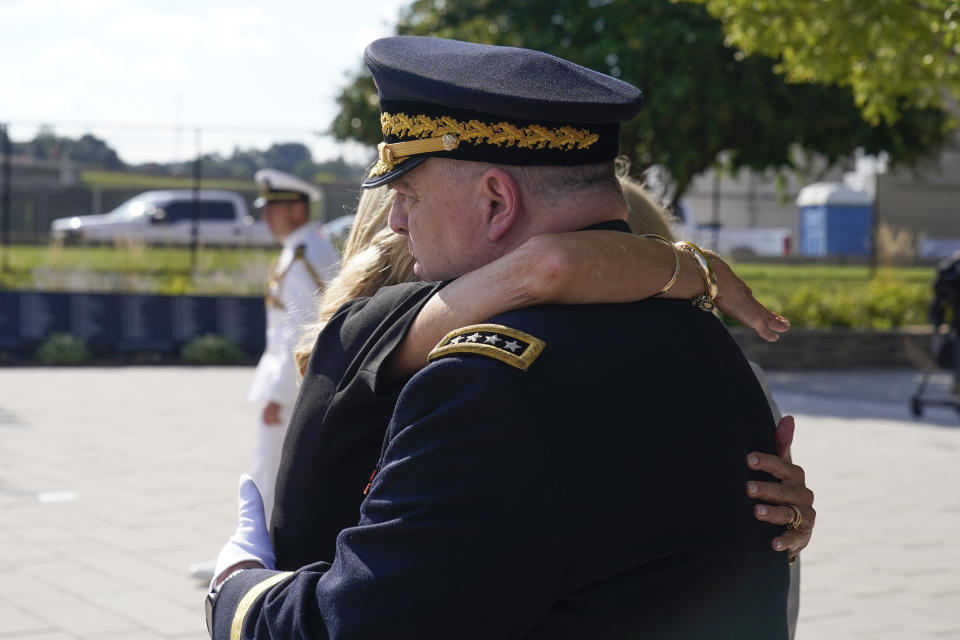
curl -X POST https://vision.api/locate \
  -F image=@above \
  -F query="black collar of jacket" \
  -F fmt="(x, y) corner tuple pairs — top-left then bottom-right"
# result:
(582, 219), (631, 233)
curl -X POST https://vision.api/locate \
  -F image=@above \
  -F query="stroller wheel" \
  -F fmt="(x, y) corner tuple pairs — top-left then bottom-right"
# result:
(910, 396), (924, 417)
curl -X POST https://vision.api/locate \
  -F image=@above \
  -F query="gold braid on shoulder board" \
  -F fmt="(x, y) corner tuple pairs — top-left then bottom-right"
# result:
(428, 324), (545, 371)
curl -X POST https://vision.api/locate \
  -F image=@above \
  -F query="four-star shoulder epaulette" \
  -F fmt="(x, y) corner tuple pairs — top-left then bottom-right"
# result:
(427, 324), (545, 371)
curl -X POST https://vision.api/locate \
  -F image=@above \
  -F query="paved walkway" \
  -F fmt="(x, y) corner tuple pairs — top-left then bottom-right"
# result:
(766, 370), (960, 639)
(0, 366), (958, 639)
(0, 368), (251, 640)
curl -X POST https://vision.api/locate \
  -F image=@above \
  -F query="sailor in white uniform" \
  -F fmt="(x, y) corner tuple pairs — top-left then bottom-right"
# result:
(246, 168), (340, 523)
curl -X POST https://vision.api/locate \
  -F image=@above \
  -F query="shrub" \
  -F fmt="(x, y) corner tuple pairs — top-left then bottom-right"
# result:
(181, 334), (246, 365)
(35, 333), (91, 365)
(777, 279), (930, 329)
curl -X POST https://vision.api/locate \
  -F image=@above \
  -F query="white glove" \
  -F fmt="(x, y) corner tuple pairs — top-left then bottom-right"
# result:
(211, 474), (276, 590)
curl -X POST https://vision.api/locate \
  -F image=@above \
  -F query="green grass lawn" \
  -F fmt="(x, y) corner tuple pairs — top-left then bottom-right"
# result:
(0, 244), (940, 327)
(0, 243), (277, 295)
(81, 170), (255, 192)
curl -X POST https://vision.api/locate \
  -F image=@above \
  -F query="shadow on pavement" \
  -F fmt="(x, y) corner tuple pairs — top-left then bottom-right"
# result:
(771, 389), (960, 429)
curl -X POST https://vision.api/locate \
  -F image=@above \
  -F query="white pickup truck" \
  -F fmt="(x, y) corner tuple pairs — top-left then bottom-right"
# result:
(50, 190), (276, 247)
(671, 203), (792, 257)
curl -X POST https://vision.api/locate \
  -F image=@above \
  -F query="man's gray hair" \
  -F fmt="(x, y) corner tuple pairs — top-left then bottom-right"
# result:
(439, 160), (622, 206)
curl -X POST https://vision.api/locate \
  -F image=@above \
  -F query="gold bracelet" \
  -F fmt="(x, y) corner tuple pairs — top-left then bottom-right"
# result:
(639, 234), (680, 296)
(674, 241), (719, 311)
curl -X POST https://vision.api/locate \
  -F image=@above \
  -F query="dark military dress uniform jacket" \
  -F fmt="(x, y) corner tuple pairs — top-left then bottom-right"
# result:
(209, 248), (790, 638)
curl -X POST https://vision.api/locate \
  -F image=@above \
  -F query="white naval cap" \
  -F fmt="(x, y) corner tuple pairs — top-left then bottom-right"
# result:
(254, 168), (321, 208)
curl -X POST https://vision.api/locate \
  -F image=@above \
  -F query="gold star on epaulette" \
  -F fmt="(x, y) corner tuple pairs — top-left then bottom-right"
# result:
(428, 324), (545, 370)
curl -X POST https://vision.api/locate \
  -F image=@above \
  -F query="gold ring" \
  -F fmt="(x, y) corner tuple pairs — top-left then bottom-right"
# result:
(786, 504), (802, 531)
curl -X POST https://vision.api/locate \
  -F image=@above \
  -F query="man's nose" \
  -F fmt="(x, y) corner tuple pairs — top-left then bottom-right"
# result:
(388, 198), (408, 236)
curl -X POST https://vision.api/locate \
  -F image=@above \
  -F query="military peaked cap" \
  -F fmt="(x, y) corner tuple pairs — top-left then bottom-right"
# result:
(254, 169), (321, 208)
(361, 36), (644, 188)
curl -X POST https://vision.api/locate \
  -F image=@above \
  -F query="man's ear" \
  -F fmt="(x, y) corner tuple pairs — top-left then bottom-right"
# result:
(479, 167), (521, 242)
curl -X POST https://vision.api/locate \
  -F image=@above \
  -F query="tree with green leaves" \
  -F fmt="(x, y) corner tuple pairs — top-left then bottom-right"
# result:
(18, 127), (124, 169)
(681, 0), (960, 124)
(331, 0), (951, 204)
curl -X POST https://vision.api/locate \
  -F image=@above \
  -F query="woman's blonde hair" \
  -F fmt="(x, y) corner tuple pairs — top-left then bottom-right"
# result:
(618, 174), (677, 242)
(294, 187), (416, 373)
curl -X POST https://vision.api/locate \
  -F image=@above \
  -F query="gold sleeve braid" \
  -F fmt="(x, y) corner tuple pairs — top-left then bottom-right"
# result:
(229, 572), (293, 640)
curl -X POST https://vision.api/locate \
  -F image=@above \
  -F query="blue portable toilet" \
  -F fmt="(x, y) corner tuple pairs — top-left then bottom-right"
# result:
(796, 182), (873, 256)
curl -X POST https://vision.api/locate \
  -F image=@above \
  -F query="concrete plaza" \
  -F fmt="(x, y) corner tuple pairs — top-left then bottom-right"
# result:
(0, 366), (958, 639)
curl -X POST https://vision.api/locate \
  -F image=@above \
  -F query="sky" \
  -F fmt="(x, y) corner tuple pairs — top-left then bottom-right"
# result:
(0, 0), (412, 165)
